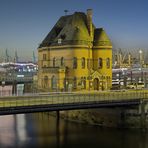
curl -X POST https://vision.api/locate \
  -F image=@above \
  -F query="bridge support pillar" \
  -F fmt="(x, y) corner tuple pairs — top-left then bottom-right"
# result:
(56, 111), (60, 122)
(139, 100), (146, 131)
(56, 111), (60, 147)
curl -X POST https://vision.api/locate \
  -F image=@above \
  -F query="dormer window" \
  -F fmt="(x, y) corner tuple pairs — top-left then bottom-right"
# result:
(58, 38), (62, 44)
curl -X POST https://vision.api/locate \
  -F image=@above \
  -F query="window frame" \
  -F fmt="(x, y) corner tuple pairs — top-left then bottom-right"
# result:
(73, 57), (77, 69)
(98, 58), (103, 69)
(81, 57), (85, 69)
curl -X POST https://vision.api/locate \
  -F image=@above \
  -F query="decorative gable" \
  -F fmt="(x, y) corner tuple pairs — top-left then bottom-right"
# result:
(90, 70), (102, 79)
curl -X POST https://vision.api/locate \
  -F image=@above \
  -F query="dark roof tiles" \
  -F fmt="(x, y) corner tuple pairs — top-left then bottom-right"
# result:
(39, 11), (112, 48)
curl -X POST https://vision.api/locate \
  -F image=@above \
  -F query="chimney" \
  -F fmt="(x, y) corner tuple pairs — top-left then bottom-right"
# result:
(86, 9), (93, 39)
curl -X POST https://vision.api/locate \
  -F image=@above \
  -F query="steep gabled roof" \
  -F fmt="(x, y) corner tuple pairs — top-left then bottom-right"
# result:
(39, 12), (93, 47)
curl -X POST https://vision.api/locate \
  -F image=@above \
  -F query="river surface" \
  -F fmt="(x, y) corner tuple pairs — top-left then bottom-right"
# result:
(0, 113), (148, 148)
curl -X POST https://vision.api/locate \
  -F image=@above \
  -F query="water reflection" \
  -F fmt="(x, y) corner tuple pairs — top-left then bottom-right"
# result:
(0, 115), (15, 147)
(0, 113), (148, 148)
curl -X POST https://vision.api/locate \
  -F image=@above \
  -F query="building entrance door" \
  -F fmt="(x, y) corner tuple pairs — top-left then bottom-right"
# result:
(94, 78), (99, 90)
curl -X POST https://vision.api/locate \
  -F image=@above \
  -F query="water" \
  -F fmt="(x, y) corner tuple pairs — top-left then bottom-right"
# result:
(0, 113), (148, 148)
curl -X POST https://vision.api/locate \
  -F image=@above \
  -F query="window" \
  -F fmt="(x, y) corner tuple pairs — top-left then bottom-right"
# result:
(81, 77), (86, 89)
(73, 57), (77, 69)
(98, 58), (103, 68)
(53, 57), (56, 67)
(81, 57), (85, 69)
(43, 54), (46, 60)
(44, 76), (48, 88)
(61, 57), (65, 66)
(51, 75), (57, 89)
(64, 78), (68, 91)
(73, 77), (77, 89)
(106, 58), (110, 68)
(58, 38), (62, 44)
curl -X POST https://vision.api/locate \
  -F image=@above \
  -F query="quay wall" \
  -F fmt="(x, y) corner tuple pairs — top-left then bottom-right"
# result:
(58, 108), (145, 128)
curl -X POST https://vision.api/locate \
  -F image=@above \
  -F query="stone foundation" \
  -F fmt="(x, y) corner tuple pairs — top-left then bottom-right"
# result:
(58, 107), (148, 129)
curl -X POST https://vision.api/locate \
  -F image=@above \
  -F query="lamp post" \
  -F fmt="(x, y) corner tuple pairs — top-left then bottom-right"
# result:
(139, 49), (144, 67)
(141, 69), (143, 82)
(2, 81), (5, 96)
(118, 70), (122, 89)
(13, 80), (17, 96)
(138, 68), (143, 82)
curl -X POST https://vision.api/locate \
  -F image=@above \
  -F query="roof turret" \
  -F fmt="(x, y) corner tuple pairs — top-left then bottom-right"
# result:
(93, 28), (112, 47)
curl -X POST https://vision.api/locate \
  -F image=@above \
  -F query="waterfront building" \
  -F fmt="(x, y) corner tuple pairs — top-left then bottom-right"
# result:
(38, 9), (112, 91)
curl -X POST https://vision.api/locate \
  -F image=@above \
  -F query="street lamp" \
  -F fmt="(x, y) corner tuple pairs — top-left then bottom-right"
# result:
(1, 81), (5, 96)
(139, 49), (144, 67)
(13, 80), (17, 96)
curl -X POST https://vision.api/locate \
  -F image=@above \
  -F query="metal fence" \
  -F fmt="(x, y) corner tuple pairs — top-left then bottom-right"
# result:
(0, 90), (147, 109)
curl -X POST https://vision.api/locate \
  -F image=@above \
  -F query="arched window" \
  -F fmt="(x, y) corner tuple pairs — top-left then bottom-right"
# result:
(98, 58), (103, 68)
(106, 58), (110, 68)
(51, 75), (57, 89)
(44, 76), (48, 88)
(61, 57), (64, 66)
(53, 57), (56, 67)
(73, 77), (77, 89)
(81, 57), (85, 69)
(73, 57), (77, 69)
(81, 77), (86, 89)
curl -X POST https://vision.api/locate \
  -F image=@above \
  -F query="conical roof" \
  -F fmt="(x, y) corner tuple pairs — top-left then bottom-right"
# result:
(93, 28), (112, 47)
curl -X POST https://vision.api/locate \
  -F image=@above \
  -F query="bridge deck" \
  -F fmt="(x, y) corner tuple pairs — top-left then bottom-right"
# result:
(0, 90), (147, 115)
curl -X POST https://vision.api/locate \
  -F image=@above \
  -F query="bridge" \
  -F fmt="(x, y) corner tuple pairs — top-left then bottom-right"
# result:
(0, 90), (148, 115)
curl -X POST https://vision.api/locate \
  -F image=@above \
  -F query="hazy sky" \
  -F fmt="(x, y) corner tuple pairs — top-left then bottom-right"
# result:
(0, 0), (148, 60)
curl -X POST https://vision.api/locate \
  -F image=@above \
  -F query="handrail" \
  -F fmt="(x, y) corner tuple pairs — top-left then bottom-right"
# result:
(0, 90), (147, 109)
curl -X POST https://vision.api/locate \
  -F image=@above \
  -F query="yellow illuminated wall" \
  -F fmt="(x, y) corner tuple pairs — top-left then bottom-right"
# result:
(37, 10), (112, 91)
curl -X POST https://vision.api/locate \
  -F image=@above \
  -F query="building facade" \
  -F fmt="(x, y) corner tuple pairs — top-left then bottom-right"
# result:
(38, 9), (112, 91)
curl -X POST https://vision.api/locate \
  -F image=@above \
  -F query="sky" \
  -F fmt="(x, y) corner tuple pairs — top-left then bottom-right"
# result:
(0, 0), (148, 61)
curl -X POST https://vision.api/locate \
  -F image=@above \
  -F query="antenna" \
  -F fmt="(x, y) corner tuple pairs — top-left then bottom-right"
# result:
(64, 10), (68, 15)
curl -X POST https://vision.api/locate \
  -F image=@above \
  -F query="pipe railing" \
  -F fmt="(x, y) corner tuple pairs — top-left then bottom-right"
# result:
(0, 90), (147, 109)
